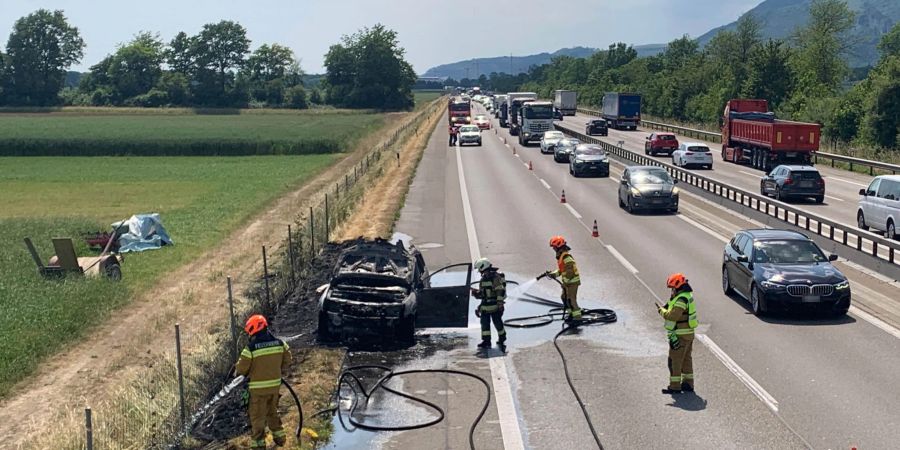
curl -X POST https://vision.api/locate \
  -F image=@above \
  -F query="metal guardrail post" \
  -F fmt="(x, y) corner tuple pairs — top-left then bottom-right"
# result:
(85, 407), (93, 450)
(175, 324), (186, 429)
(227, 276), (237, 361)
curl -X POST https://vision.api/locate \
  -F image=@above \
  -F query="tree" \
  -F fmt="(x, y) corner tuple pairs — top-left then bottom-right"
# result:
(791, 0), (855, 96)
(166, 32), (195, 75)
(246, 44), (296, 83)
(191, 21), (250, 106)
(107, 32), (165, 101)
(3, 9), (85, 105)
(877, 22), (900, 61)
(324, 24), (416, 110)
(742, 40), (795, 111)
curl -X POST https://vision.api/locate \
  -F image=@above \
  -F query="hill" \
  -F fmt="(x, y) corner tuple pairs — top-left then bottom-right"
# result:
(420, 47), (596, 80)
(697, 0), (900, 67)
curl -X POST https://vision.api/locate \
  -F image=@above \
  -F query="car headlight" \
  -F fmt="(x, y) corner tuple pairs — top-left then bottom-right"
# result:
(761, 280), (785, 289)
(575, 159), (584, 165)
(630, 187), (642, 197)
(672, 187), (680, 195)
(834, 280), (850, 290)
(524, 132), (531, 137)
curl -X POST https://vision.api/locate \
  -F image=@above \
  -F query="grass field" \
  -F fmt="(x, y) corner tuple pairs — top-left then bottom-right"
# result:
(414, 90), (444, 109)
(0, 155), (341, 397)
(0, 109), (384, 156)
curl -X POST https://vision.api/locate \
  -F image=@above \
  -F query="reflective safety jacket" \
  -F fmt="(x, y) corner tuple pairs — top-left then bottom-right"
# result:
(551, 250), (580, 285)
(235, 331), (293, 395)
(475, 268), (506, 313)
(660, 291), (698, 336)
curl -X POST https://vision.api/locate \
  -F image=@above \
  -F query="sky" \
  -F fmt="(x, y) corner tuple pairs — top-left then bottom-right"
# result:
(0, 0), (764, 74)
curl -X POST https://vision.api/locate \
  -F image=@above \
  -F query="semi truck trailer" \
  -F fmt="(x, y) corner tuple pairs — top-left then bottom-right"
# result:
(602, 92), (641, 130)
(553, 90), (577, 116)
(720, 99), (820, 172)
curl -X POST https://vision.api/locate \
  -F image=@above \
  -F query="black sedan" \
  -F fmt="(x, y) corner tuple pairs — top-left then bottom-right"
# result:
(569, 144), (609, 177)
(722, 229), (851, 316)
(617, 166), (679, 213)
(585, 119), (608, 136)
(553, 138), (581, 163)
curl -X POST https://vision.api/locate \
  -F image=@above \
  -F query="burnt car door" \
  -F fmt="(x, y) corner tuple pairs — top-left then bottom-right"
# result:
(415, 262), (472, 328)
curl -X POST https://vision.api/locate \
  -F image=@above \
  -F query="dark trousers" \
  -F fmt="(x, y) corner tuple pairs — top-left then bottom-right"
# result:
(480, 311), (506, 342)
(449, 134), (457, 145)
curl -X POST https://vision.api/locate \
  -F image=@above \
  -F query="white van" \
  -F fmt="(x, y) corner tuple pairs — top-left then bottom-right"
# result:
(857, 175), (900, 239)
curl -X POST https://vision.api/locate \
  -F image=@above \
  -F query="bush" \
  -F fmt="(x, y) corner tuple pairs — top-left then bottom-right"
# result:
(124, 89), (169, 107)
(285, 85), (308, 109)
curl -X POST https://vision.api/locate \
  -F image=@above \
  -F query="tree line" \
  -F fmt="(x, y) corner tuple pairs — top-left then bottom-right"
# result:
(464, 0), (900, 150)
(0, 10), (415, 110)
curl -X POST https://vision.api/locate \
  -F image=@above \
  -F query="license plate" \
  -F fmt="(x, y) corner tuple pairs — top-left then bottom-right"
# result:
(802, 295), (821, 303)
(800, 181), (813, 188)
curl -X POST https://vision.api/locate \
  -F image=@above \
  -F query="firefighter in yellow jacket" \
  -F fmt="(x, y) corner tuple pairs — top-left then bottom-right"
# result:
(547, 235), (582, 320)
(658, 273), (698, 394)
(235, 314), (293, 448)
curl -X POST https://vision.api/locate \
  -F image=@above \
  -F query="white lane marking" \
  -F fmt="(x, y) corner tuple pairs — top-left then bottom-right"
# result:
(540, 179), (551, 190)
(505, 143), (511, 149)
(523, 162), (530, 169)
(677, 215), (729, 243)
(849, 306), (900, 341)
(605, 245), (638, 274)
(838, 258), (900, 287)
(515, 154), (520, 158)
(695, 334), (780, 413)
(455, 147), (525, 450)
(829, 176), (867, 187)
(825, 195), (844, 202)
(739, 170), (762, 178)
(564, 203), (582, 219)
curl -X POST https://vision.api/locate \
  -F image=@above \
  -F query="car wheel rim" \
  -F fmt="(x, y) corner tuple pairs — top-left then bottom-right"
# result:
(890, 223), (896, 239)
(722, 268), (729, 292)
(858, 213), (865, 228)
(751, 288), (760, 312)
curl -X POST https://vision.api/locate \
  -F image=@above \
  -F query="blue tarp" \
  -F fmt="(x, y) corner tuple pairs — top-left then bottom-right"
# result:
(113, 214), (174, 253)
(729, 111), (775, 122)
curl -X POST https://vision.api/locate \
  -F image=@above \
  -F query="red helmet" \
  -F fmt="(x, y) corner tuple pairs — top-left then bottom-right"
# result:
(666, 273), (688, 290)
(549, 235), (567, 249)
(245, 314), (268, 336)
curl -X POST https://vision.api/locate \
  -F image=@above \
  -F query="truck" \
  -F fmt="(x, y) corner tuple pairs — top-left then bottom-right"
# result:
(515, 100), (555, 146)
(506, 92), (538, 136)
(720, 99), (820, 172)
(602, 92), (641, 130)
(448, 98), (472, 126)
(494, 94), (508, 122)
(553, 90), (577, 116)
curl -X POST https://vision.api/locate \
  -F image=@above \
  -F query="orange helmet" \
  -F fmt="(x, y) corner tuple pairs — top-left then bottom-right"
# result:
(666, 273), (688, 290)
(549, 235), (567, 249)
(245, 314), (268, 336)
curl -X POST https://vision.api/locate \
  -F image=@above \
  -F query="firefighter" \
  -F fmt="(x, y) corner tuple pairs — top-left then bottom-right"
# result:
(658, 273), (698, 394)
(235, 314), (293, 448)
(471, 257), (507, 349)
(449, 123), (459, 146)
(546, 236), (582, 320)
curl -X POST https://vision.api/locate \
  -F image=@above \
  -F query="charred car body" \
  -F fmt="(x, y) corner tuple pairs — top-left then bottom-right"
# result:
(317, 239), (471, 343)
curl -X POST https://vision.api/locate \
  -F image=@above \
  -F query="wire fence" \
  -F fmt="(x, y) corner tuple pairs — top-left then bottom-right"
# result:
(40, 97), (446, 450)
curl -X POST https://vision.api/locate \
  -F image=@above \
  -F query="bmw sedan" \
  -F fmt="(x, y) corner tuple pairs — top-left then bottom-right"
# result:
(569, 144), (609, 177)
(617, 166), (679, 213)
(722, 229), (851, 316)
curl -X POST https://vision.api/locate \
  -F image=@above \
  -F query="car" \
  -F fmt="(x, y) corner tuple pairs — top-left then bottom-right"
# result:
(317, 239), (473, 343)
(644, 132), (679, 156)
(722, 229), (850, 316)
(457, 124), (482, 146)
(617, 166), (679, 213)
(760, 165), (824, 203)
(672, 142), (713, 169)
(540, 130), (566, 154)
(857, 174), (900, 240)
(569, 144), (610, 177)
(553, 108), (564, 121)
(473, 115), (491, 130)
(585, 119), (608, 136)
(553, 138), (581, 162)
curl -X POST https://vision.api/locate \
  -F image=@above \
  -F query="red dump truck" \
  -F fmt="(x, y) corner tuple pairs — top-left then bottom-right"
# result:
(448, 98), (472, 125)
(721, 99), (821, 172)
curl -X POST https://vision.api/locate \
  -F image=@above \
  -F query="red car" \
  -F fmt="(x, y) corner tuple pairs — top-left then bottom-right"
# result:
(644, 132), (679, 156)
(473, 115), (491, 130)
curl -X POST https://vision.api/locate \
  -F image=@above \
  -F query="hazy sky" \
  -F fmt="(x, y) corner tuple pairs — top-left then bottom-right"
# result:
(1, 0), (763, 74)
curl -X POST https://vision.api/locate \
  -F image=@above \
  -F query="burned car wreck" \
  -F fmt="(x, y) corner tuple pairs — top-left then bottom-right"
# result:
(317, 239), (471, 343)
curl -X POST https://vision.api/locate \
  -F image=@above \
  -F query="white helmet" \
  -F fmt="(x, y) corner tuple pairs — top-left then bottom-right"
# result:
(474, 258), (492, 272)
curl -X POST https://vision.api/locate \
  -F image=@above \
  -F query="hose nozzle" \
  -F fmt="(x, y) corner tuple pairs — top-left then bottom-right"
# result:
(536, 271), (550, 281)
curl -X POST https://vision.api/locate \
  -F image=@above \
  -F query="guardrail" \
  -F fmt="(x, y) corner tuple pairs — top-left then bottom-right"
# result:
(575, 107), (900, 176)
(554, 123), (900, 270)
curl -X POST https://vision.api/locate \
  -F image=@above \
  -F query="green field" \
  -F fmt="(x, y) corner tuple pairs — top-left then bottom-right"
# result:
(0, 109), (384, 156)
(414, 91), (444, 109)
(0, 155), (341, 397)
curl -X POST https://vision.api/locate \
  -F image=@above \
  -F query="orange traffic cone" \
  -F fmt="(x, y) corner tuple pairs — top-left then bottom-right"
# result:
(528, 160), (534, 170)
(592, 220), (599, 237)
(560, 190), (567, 203)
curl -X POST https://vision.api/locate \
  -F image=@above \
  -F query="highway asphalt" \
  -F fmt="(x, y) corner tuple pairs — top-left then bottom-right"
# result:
(328, 106), (900, 449)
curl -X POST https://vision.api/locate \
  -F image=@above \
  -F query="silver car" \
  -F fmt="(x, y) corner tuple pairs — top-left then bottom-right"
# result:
(858, 175), (900, 239)
(540, 131), (566, 154)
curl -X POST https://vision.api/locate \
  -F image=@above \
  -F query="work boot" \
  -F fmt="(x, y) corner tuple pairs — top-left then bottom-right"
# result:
(661, 387), (683, 394)
(681, 383), (695, 392)
(477, 340), (491, 349)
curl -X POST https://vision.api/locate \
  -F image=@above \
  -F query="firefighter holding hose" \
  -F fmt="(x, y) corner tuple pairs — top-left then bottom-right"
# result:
(235, 314), (293, 448)
(543, 235), (582, 321)
(471, 258), (507, 349)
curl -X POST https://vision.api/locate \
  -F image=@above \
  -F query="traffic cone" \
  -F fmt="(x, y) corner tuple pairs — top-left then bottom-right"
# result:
(512, 146), (516, 155)
(528, 160), (534, 170)
(592, 220), (599, 237)
(560, 190), (567, 203)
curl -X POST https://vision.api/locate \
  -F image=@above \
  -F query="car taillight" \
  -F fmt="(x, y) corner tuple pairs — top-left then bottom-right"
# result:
(685, 152), (694, 155)
(784, 178), (793, 185)
(817, 178), (825, 186)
